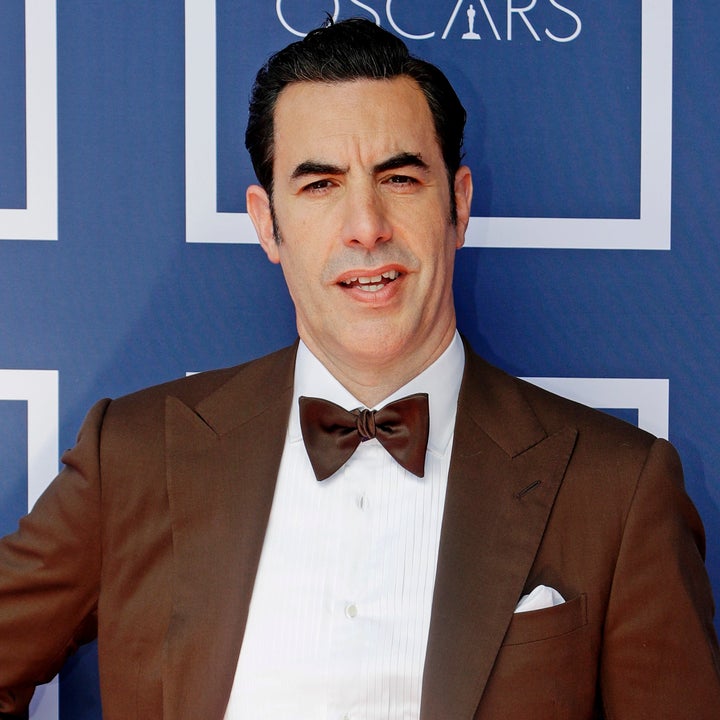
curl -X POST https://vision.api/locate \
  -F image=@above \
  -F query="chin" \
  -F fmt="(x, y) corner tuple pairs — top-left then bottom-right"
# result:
(338, 332), (411, 366)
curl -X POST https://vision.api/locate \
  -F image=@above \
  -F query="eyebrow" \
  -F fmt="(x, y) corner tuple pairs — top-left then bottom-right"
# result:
(291, 161), (347, 181)
(289, 152), (429, 182)
(373, 152), (429, 175)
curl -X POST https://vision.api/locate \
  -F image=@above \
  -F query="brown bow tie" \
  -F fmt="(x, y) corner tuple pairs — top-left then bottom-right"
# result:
(298, 393), (430, 481)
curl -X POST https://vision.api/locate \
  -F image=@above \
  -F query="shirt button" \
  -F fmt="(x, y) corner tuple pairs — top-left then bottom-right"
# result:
(344, 603), (358, 619)
(356, 494), (366, 510)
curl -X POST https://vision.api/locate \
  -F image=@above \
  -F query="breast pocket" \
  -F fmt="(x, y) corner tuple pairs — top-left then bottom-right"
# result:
(503, 592), (588, 645)
(474, 595), (598, 720)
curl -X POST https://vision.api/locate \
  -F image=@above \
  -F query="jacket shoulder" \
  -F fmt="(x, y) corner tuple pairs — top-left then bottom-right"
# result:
(105, 344), (296, 418)
(462, 345), (658, 454)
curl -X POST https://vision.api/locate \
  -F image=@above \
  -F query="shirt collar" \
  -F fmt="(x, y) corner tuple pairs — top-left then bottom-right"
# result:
(289, 332), (465, 456)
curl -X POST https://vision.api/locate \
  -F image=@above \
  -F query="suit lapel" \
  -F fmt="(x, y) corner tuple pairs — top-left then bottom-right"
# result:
(161, 347), (296, 719)
(420, 350), (577, 720)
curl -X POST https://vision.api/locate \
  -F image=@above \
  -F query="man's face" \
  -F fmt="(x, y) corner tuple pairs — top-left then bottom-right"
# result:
(247, 77), (472, 381)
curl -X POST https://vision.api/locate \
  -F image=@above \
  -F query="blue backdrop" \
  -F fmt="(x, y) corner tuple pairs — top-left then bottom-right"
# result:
(1, 2), (718, 718)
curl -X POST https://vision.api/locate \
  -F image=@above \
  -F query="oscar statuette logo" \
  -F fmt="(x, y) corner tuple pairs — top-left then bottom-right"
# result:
(462, 4), (481, 39)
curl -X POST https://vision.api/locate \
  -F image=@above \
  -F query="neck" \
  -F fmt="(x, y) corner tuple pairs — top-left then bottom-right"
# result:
(302, 326), (457, 407)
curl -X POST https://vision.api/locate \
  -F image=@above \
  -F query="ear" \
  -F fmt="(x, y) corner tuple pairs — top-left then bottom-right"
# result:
(453, 166), (473, 249)
(246, 184), (280, 264)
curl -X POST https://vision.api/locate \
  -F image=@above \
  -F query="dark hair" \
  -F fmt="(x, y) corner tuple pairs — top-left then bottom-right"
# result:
(245, 18), (466, 213)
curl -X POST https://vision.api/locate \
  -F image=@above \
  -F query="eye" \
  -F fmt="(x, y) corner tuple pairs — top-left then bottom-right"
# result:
(382, 174), (421, 192)
(387, 175), (417, 185)
(302, 179), (335, 193)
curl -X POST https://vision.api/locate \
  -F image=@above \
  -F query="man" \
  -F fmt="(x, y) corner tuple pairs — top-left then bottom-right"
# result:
(1, 18), (719, 720)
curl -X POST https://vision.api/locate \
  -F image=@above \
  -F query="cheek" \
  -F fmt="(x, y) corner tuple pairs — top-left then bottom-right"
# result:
(280, 213), (335, 264)
(278, 248), (325, 309)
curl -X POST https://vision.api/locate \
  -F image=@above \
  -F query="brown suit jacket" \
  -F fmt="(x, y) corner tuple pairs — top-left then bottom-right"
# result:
(1, 343), (719, 718)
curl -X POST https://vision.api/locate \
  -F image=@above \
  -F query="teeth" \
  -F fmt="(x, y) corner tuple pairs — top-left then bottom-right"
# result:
(358, 274), (382, 284)
(342, 270), (399, 286)
(358, 284), (384, 292)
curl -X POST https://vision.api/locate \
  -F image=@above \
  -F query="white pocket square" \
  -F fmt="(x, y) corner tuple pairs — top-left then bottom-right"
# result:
(514, 584), (565, 613)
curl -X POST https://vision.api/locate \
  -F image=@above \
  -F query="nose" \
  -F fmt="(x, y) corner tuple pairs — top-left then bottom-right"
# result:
(340, 186), (392, 250)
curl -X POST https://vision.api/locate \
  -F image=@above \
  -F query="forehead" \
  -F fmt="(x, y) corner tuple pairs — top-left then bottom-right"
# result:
(272, 77), (441, 168)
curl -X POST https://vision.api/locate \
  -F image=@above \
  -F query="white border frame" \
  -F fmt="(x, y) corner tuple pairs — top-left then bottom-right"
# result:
(0, 369), (59, 719)
(0, 0), (58, 241)
(185, 0), (257, 244)
(185, 0), (672, 249)
(522, 377), (669, 439)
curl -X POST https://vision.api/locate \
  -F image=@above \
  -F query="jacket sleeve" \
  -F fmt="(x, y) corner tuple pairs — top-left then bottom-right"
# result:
(600, 438), (720, 717)
(0, 399), (110, 718)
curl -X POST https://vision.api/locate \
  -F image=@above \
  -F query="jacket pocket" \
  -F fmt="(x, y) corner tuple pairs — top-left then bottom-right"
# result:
(473, 594), (597, 720)
(502, 593), (587, 645)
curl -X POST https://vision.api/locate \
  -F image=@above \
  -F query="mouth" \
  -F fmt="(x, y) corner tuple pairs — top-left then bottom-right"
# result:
(339, 269), (401, 293)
